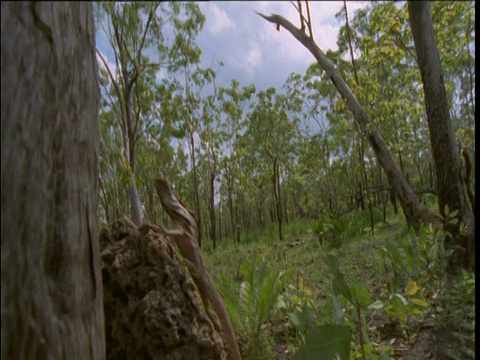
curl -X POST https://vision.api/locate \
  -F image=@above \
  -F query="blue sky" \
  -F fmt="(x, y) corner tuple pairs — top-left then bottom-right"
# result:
(94, 2), (376, 158)
(96, 2), (372, 93)
(195, 1), (369, 91)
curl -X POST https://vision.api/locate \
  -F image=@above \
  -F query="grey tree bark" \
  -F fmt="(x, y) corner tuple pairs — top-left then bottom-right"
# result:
(408, 1), (475, 269)
(1, 2), (105, 359)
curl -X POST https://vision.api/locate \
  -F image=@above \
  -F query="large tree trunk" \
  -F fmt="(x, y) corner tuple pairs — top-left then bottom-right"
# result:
(257, 12), (438, 230)
(408, 1), (475, 269)
(1, 3), (105, 359)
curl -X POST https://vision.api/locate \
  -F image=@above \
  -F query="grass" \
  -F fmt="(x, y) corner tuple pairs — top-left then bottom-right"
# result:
(202, 204), (474, 359)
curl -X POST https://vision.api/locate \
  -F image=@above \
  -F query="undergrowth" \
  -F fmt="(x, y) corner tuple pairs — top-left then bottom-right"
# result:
(203, 205), (474, 359)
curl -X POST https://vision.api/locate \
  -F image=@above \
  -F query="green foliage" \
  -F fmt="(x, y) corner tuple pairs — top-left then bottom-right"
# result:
(310, 218), (335, 246)
(309, 209), (383, 249)
(380, 225), (453, 292)
(293, 324), (351, 360)
(221, 257), (286, 358)
(369, 279), (429, 326)
(435, 270), (475, 359)
(278, 273), (318, 339)
(95, 1), (475, 356)
(206, 208), (473, 359)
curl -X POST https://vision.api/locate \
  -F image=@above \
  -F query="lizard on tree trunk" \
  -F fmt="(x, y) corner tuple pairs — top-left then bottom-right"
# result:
(154, 178), (242, 360)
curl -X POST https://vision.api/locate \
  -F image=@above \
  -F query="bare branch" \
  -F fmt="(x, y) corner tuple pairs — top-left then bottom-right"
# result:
(305, 0), (314, 40)
(96, 49), (126, 121)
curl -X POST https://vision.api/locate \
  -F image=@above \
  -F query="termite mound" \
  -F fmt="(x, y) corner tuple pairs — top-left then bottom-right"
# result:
(100, 216), (226, 360)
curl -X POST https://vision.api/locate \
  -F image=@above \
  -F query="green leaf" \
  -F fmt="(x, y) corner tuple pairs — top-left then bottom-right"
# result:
(448, 209), (459, 218)
(293, 324), (351, 360)
(326, 254), (341, 274)
(352, 284), (371, 308)
(332, 274), (353, 304)
(379, 354), (393, 360)
(390, 294), (408, 322)
(288, 304), (316, 333)
(332, 295), (345, 325)
(394, 293), (408, 305)
(405, 280), (420, 296)
(369, 300), (385, 310)
(411, 298), (430, 308)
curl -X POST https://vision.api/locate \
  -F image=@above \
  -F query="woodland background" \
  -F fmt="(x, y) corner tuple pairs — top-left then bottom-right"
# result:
(1, 1), (475, 359)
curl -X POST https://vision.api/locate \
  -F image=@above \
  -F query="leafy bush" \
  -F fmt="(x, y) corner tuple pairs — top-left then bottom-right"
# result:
(220, 257), (286, 358)
(379, 224), (453, 292)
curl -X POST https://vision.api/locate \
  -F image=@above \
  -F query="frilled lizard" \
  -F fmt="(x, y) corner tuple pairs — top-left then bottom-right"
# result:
(155, 178), (241, 360)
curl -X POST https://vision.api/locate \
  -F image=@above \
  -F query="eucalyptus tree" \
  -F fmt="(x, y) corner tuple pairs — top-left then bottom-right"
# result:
(258, 1), (475, 268)
(98, 105), (130, 225)
(217, 80), (256, 241)
(95, 2), (162, 225)
(245, 88), (301, 241)
(2, 3), (105, 358)
(257, 6), (439, 230)
(196, 74), (224, 247)
(430, 2), (475, 132)
(95, 2), (206, 226)
(408, 1), (475, 268)
(429, 1), (475, 217)
(299, 55), (368, 217)
(164, 5), (211, 246)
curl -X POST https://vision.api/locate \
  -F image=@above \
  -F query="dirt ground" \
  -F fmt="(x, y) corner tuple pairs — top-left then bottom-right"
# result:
(271, 319), (466, 360)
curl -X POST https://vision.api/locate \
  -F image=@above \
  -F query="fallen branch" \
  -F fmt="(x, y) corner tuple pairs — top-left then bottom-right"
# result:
(155, 178), (241, 360)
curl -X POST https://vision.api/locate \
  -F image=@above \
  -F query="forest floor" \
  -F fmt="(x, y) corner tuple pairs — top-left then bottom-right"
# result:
(203, 209), (475, 360)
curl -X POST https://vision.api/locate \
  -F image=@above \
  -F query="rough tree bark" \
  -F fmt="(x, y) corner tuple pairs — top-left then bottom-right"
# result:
(257, 12), (439, 230)
(408, 1), (475, 269)
(1, 2), (105, 359)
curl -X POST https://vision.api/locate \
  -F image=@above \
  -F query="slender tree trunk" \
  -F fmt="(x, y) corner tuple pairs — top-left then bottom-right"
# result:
(128, 179), (142, 225)
(113, 178), (120, 221)
(99, 180), (111, 225)
(1, 3), (105, 358)
(408, 1), (475, 269)
(360, 140), (375, 235)
(209, 172), (217, 248)
(272, 159), (284, 241)
(235, 205), (240, 243)
(190, 131), (203, 248)
(343, 0), (359, 85)
(218, 203), (222, 243)
(225, 160), (237, 241)
(283, 187), (289, 226)
(207, 146), (217, 248)
(125, 92), (143, 225)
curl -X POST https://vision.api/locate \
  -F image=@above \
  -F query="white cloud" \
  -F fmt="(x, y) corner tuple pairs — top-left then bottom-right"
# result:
(246, 41), (262, 69)
(313, 23), (340, 52)
(227, 40), (263, 80)
(255, 2), (369, 66)
(207, 3), (235, 35)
